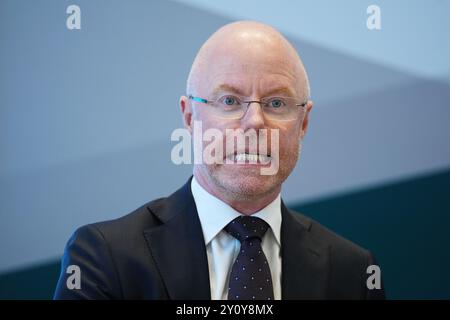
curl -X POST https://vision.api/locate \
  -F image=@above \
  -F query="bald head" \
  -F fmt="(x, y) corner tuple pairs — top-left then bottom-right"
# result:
(187, 21), (310, 99)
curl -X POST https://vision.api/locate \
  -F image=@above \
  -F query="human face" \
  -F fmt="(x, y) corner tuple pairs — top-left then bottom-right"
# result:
(181, 29), (312, 200)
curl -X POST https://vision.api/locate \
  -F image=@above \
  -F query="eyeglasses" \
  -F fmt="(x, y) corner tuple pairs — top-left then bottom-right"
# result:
(188, 94), (307, 121)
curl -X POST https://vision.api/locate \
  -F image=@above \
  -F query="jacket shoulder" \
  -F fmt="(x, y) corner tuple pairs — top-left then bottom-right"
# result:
(288, 209), (385, 299)
(89, 197), (167, 238)
(289, 209), (370, 259)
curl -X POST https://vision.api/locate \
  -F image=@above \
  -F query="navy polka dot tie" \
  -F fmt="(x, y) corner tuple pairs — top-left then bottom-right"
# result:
(224, 216), (274, 300)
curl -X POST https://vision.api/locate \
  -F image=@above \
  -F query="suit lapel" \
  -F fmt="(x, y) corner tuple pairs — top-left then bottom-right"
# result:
(281, 201), (330, 299)
(143, 178), (211, 299)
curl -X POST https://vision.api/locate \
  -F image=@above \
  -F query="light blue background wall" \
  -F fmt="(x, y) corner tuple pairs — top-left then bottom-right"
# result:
(1, 0), (450, 299)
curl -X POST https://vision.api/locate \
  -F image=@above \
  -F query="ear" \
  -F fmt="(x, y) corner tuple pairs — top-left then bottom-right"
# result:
(299, 100), (313, 140)
(180, 95), (193, 134)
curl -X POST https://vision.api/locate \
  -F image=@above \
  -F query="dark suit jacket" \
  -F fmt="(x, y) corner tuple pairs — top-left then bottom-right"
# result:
(54, 177), (385, 299)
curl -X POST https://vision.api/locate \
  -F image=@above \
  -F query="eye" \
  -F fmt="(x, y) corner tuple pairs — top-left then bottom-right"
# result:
(268, 98), (285, 108)
(220, 95), (240, 106)
(224, 97), (235, 105)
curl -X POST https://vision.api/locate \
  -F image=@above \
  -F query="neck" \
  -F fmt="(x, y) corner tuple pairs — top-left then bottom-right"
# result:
(193, 172), (280, 215)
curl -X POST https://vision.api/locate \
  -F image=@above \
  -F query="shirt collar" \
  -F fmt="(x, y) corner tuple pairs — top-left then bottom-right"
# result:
(191, 176), (282, 246)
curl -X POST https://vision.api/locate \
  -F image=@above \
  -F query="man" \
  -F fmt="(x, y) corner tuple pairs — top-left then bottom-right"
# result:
(54, 21), (385, 300)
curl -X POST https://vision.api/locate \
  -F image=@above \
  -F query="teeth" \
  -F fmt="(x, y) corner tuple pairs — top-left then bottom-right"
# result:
(233, 153), (271, 164)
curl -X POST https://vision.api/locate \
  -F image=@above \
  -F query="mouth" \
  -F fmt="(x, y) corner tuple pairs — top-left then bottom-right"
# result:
(225, 152), (272, 165)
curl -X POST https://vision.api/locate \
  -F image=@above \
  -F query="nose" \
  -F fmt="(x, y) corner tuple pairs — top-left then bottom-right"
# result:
(240, 101), (265, 130)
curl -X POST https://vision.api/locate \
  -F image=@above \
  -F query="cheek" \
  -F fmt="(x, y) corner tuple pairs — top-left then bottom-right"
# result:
(278, 124), (300, 151)
(194, 110), (229, 131)
(280, 136), (297, 158)
(196, 117), (238, 157)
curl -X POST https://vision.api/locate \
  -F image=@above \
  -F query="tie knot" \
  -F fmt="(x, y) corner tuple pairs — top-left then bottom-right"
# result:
(224, 216), (270, 243)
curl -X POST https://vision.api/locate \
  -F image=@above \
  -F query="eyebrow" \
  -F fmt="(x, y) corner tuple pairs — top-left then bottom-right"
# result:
(263, 87), (296, 97)
(211, 84), (246, 96)
(211, 84), (297, 97)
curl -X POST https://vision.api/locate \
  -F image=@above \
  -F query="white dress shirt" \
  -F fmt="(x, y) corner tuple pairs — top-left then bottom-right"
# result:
(191, 176), (282, 300)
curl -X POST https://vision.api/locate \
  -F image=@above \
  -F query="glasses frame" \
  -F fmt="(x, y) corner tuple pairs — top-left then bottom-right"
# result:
(187, 94), (308, 121)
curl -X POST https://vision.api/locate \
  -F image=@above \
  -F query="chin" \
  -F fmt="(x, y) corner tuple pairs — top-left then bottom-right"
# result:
(212, 166), (281, 198)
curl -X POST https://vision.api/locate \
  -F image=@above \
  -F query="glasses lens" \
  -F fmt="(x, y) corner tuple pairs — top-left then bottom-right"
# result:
(262, 97), (305, 121)
(210, 95), (246, 119)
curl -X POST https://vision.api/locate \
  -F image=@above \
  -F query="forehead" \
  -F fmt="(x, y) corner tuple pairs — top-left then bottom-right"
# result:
(207, 72), (297, 97)
(202, 49), (299, 93)
(202, 60), (301, 98)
